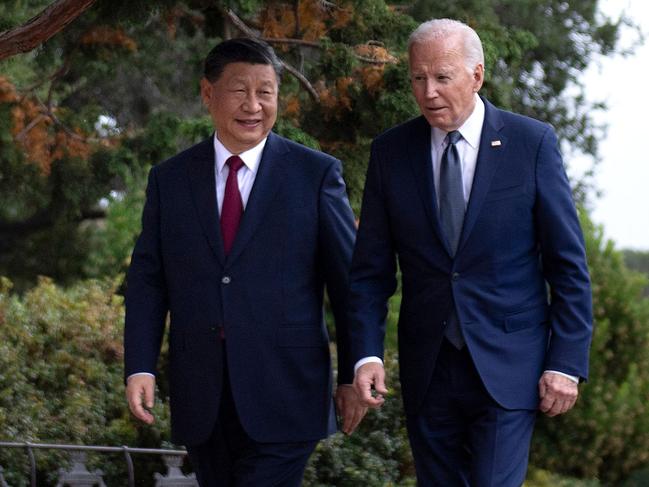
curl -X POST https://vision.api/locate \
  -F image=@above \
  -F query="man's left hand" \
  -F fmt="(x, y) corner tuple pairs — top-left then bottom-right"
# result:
(335, 384), (368, 435)
(538, 371), (579, 417)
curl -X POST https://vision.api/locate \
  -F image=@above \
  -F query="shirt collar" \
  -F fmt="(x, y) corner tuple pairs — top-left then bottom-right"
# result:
(431, 94), (485, 150)
(213, 133), (268, 175)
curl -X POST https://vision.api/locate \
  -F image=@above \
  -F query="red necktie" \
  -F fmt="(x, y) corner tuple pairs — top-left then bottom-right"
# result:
(220, 155), (244, 255)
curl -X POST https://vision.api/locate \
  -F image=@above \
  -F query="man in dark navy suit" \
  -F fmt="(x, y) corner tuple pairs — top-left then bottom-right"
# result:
(124, 38), (365, 486)
(349, 19), (592, 486)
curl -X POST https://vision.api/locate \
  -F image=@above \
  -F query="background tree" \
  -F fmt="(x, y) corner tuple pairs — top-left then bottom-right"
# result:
(0, 0), (624, 287)
(2, 1), (647, 486)
(623, 250), (649, 297)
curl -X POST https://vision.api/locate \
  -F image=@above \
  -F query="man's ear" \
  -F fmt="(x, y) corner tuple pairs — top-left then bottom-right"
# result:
(473, 64), (484, 92)
(199, 78), (212, 106)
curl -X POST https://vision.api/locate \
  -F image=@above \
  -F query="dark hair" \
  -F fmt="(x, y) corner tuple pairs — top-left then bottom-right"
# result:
(203, 37), (283, 83)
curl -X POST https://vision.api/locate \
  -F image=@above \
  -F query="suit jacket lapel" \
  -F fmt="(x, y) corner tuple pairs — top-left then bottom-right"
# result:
(457, 99), (507, 254)
(187, 137), (225, 266)
(225, 132), (287, 265)
(407, 116), (452, 255)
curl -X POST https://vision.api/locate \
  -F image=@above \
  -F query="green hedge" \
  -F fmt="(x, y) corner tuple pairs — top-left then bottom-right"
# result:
(2, 210), (649, 485)
(304, 353), (415, 486)
(0, 277), (172, 486)
(531, 213), (649, 484)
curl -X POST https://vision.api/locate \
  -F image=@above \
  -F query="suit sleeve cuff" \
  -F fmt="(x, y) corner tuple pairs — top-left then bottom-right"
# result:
(354, 356), (383, 374)
(543, 370), (579, 383)
(127, 372), (156, 382)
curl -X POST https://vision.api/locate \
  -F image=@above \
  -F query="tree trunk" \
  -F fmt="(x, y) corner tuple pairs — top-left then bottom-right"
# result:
(0, 0), (97, 61)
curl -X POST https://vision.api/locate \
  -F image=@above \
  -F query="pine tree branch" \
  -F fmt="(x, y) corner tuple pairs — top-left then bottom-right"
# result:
(35, 96), (99, 143)
(14, 114), (48, 142)
(0, 0), (97, 61)
(263, 38), (320, 48)
(224, 8), (320, 102)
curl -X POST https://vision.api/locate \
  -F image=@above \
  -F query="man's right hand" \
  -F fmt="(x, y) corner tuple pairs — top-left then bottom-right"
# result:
(126, 374), (156, 424)
(353, 362), (388, 408)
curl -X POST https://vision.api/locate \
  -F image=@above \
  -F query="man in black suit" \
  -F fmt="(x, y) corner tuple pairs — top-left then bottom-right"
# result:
(124, 37), (365, 486)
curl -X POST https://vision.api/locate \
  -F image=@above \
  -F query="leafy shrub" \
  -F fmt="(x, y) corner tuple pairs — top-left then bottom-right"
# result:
(0, 277), (173, 486)
(525, 468), (600, 486)
(304, 352), (416, 487)
(531, 212), (649, 483)
(3, 207), (649, 486)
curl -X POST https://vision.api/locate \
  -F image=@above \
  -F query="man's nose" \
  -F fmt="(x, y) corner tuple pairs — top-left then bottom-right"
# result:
(242, 93), (262, 111)
(425, 80), (439, 98)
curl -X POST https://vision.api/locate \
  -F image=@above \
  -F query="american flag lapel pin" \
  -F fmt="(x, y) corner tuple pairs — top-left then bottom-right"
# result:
(491, 140), (501, 147)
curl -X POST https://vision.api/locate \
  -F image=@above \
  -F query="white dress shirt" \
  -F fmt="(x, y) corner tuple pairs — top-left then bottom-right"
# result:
(431, 95), (484, 209)
(214, 133), (267, 213)
(354, 95), (578, 384)
(128, 133), (267, 382)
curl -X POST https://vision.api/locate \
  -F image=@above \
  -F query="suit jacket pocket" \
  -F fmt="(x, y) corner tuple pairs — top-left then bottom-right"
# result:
(277, 325), (327, 348)
(504, 304), (549, 332)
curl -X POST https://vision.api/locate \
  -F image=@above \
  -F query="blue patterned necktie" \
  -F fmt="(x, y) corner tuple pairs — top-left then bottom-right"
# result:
(439, 130), (465, 256)
(439, 130), (465, 348)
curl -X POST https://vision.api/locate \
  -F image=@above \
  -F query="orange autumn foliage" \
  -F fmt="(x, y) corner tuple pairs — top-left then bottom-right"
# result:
(316, 80), (336, 111)
(297, 0), (327, 41)
(52, 131), (93, 162)
(335, 76), (354, 110)
(359, 65), (385, 94)
(1, 77), (94, 175)
(261, 3), (297, 39)
(80, 26), (137, 52)
(353, 43), (398, 64)
(330, 3), (353, 30)
(283, 95), (301, 119)
(316, 75), (355, 118)
(0, 76), (18, 103)
(261, 0), (352, 41)
(164, 6), (205, 40)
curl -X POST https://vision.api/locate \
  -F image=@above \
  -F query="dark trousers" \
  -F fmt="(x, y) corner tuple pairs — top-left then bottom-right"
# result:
(406, 338), (537, 487)
(186, 355), (317, 487)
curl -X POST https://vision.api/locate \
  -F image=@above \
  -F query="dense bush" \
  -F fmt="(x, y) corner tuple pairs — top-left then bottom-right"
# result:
(2, 211), (649, 486)
(0, 277), (173, 486)
(304, 353), (415, 486)
(531, 212), (649, 484)
(525, 468), (600, 487)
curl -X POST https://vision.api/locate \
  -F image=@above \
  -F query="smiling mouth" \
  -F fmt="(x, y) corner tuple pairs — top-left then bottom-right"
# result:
(237, 119), (261, 127)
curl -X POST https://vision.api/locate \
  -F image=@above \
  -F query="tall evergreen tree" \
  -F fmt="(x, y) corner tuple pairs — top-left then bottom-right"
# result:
(0, 0), (626, 285)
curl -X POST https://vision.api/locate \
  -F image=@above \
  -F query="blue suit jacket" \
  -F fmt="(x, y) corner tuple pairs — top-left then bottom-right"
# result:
(348, 98), (593, 413)
(124, 132), (356, 445)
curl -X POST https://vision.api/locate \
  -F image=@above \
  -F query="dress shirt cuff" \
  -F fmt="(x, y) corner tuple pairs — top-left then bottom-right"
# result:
(543, 370), (579, 384)
(354, 356), (383, 374)
(127, 372), (156, 382)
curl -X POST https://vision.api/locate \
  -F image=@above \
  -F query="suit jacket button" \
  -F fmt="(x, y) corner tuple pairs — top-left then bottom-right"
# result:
(221, 276), (231, 284)
(452, 272), (460, 281)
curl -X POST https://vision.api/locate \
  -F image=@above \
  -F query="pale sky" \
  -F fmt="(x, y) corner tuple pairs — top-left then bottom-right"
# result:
(568, 0), (649, 250)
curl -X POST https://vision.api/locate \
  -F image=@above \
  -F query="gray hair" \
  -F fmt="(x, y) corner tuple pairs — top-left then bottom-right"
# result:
(408, 18), (484, 73)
